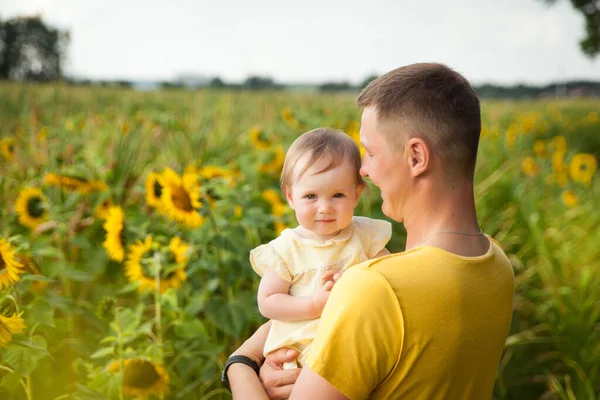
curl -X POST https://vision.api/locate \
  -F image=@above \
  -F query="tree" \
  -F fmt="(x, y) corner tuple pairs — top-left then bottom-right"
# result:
(543, 0), (600, 58)
(360, 74), (380, 89)
(0, 15), (69, 81)
(243, 76), (281, 90)
(210, 77), (225, 88)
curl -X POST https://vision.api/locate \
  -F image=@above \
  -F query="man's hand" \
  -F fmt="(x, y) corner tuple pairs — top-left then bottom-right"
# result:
(231, 320), (271, 366)
(260, 348), (301, 400)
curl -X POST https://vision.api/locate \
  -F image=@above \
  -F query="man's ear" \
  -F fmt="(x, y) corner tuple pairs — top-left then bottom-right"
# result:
(283, 186), (295, 210)
(406, 137), (430, 177)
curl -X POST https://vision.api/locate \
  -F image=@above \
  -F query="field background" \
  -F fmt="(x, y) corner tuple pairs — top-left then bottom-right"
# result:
(0, 83), (598, 400)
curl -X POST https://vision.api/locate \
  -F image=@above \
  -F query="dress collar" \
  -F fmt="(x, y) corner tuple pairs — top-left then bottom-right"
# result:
(281, 222), (355, 247)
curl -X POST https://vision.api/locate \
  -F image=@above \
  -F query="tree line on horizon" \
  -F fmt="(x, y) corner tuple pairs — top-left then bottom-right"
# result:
(1, 13), (599, 99)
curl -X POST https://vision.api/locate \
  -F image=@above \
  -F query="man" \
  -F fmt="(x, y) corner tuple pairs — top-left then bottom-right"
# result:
(224, 62), (515, 399)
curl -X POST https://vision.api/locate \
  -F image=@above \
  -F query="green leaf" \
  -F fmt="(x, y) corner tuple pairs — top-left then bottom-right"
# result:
(64, 267), (95, 282)
(117, 281), (140, 294)
(161, 289), (179, 310)
(185, 292), (207, 315)
(90, 346), (115, 359)
(20, 274), (55, 283)
(205, 298), (247, 337)
(174, 318), (208, 340)
(2, 338), (49, 375)
(0, 371), (22, 392)
(25, 297), (55, 327)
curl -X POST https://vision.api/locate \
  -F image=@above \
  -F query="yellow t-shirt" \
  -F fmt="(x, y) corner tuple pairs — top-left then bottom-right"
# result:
(250, 216), (392, 359)
(305, 236), (515, 399)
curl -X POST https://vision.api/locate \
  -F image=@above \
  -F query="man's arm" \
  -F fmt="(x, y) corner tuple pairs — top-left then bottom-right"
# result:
(227, 321), (301, 400)
(292, 265), (404, 399)
(290, 366), (349, 400)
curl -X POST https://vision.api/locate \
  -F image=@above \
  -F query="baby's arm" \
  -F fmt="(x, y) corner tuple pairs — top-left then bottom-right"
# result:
(257, 270), (332, 322)
(373, 248), (390, 258)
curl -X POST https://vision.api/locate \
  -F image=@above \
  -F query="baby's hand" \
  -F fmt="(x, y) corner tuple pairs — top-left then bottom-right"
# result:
(311, 269), (345, 317)
(322, 269), (344, 285)
(312, 285), (331, 317)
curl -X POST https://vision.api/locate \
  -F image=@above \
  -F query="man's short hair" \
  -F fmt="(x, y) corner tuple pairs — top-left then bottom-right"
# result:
(357, 63), (481, 179)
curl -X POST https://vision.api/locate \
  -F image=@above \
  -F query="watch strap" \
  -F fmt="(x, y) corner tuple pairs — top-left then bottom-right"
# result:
(221, 355), (260, 392)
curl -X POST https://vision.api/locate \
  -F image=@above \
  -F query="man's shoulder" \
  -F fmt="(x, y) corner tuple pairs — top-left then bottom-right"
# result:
(337, 262), (398, 299)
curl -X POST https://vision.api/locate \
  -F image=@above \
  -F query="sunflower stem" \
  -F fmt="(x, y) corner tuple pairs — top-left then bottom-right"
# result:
(115, 307), (125, 400)
(11, 283), (21, 313)
(153, 252), (163, 346)
(152, 252), (165, 400)
(20, 378), (32, 400)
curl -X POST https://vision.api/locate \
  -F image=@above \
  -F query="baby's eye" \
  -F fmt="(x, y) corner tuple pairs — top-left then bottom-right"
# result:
(305, 194), (316, 200)
(333, 193), (345, 198)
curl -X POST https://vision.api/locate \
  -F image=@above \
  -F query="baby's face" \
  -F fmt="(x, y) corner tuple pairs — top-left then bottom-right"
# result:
(285, 156), (362, 241)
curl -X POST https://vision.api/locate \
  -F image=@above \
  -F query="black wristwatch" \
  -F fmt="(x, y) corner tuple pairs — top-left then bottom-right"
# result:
(221, 355), (261, 392)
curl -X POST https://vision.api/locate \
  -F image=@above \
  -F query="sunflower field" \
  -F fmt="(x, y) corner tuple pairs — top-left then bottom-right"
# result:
(0, 83), (598, 400)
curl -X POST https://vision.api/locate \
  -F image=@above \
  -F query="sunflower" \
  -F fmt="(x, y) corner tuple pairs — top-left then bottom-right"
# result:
(281, 107), (299, 129)
(521, 157), (539, 177)
(0, 312), (26, 347)
(169, 236), (190, 265)
(94, 198), (115, 220)
(533, 140), (547, 158)
(249, 126), (272, 150)
(586, 111), (599, 124)
(194, 165), (239, 208)
(505, 125), (518, 149)
(16, 253), (47, 293)
(551, 151), (566, 173)
(561, 190), (578, 208)
(0, 239), (24, 289)
(102, 206), (126, 262)
(108, 358), (169, 398)
(144, 172), (164, 211)
(262, 189), (282, 206)
(0, 137), (16, 161)
(569, 153), (597, 186)
(196, 165), (237, 186)
(125, 236), (188, 293)
(551, 136), (567, 152)
(160, 169), (204, 228)
(275, 221), (288, 235)
(233, 206), (243, 218)
(44, 173), (108, 195)
(259, 146), (285, 176)
(14, 187), (48, 229)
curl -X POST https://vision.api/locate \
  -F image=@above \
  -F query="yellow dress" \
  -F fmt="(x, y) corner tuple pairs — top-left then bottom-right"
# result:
(250, 216), (392, 366)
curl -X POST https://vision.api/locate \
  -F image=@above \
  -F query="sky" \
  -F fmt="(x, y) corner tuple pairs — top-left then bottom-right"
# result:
(1, 0), (599, 85)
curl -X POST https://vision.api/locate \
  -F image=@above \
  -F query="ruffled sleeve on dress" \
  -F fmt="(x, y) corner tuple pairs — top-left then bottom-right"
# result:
(357, 217), (393, 259)
(249, 243), (292, 282)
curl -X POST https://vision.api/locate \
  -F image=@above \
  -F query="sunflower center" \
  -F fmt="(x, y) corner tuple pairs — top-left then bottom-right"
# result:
(27, 197), (45, 218)
(123, 360), (161, 389)
(8, 144), (14, 154)
(206, 188), (221, 201)
(171, 187), (193, 211)
(0, 254), (5, 271)
(153, 181), (163, 198)
(259, 132), (270, 145)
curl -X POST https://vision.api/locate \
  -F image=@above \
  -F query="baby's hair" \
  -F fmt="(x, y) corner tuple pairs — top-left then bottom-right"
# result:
(280, 127), (364, 193)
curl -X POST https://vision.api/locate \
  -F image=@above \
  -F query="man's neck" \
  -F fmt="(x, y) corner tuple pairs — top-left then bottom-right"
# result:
(404, 178), (480, 250)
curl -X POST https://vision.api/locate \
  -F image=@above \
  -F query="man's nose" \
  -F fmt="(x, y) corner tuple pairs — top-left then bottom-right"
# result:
(360, 163), (368, 177)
